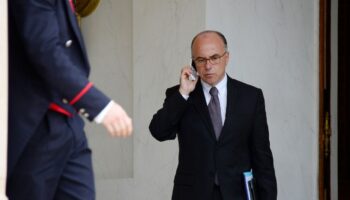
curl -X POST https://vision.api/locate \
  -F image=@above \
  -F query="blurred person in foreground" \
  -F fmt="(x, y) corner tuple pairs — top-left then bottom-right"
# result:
(7, 0), (132, 199)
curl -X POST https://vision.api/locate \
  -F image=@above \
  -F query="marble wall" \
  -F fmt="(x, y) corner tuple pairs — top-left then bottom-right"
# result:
(81, 0), (320, 199)
(80, 0), (134, 197)
(206, 0), (319, 199)
(82, 0), (205, 199)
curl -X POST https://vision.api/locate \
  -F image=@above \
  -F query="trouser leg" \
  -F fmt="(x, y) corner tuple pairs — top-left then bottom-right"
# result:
(212, 184), (223, 200)
(7, 112), (95, 200)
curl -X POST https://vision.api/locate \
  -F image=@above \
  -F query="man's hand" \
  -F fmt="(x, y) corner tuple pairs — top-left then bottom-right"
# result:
(179, 65), (198, 96)
(102, 102), (133, 137)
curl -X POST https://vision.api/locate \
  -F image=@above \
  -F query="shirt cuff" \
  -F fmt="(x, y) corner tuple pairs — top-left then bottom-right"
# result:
(94, 100), (114, 124)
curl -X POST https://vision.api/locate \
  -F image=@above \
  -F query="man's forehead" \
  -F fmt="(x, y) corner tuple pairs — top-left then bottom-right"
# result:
(193, 34), (225, 51)
(195, 32), (221, 43)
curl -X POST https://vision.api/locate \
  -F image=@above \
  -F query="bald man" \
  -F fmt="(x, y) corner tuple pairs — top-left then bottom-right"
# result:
(150, 30), (277, 200)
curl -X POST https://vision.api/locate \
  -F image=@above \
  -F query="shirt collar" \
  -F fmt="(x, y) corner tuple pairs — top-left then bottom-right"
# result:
(201, 74), (228, 95)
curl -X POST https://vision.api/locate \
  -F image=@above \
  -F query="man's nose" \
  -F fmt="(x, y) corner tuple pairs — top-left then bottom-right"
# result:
(204, 60), (213, 70)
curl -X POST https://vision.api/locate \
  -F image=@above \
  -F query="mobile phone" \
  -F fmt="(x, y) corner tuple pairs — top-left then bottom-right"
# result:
(189, 61), (198, 81)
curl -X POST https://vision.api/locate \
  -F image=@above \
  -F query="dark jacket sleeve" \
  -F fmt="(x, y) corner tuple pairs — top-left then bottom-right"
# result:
(251, 89), (278, 199)
(12, 0), (110, 120)
(149, 86), (189, 141)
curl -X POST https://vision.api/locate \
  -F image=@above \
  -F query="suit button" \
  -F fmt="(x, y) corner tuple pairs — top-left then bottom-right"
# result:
(62, 98), (69, 104)
(83, 113), (90, 118)
(79, 108), (86, 114)
(65, 40), (73, 47)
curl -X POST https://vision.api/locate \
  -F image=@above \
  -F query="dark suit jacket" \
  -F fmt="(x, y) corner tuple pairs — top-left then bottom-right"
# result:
(8, 0), (110, 177)
(149, 76), (277, 200)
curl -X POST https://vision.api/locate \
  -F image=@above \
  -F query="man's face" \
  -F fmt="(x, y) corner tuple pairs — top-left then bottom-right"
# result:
(192, 33), (229, 86)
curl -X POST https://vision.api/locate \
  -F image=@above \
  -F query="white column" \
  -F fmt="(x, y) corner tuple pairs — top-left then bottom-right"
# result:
(0, 0), (9, 199)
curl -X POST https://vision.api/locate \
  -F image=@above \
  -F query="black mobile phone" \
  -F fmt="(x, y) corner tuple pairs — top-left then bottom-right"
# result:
(189, 60), (198, 81)
(191, 60), (196, 70)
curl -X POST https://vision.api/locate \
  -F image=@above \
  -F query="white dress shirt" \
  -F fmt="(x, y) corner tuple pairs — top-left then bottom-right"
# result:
(181, 74), (228, 125)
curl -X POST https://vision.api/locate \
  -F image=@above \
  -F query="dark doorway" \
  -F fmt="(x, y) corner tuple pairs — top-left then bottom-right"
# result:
(338, 0), (350, 199)
(320, 0), (350, 199)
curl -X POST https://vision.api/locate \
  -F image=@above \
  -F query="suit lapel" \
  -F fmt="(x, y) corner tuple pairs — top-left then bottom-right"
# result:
(189, 81), (217, 141)
(218, 77), (239, 142)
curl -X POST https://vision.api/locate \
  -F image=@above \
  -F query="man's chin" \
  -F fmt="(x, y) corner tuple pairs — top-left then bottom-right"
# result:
(202, 78), (217, 86)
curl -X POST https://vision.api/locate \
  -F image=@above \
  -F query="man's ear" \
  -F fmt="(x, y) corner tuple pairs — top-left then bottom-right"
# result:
(224, 52), (230, 65)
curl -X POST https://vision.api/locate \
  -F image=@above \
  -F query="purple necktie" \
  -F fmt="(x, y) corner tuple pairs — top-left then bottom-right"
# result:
(208, 87), (223, 185)
(208, 87), (222, 140)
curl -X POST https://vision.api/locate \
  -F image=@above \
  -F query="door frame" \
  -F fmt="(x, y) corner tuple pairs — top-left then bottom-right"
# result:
(319, 0), (331, 199)
(0, 0), (9, 199)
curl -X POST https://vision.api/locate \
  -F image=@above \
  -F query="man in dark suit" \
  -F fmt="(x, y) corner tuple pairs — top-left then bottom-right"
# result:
(149, 30), (277, 200)
(7, 0), (132, 199)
